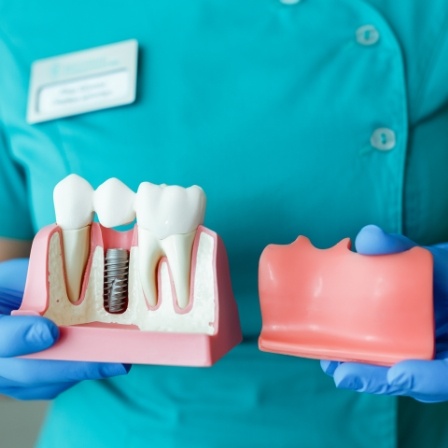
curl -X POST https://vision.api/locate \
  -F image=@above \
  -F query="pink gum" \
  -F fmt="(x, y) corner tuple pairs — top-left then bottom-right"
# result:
(13, 224), (242, 366)
(258, 236), (435, 366)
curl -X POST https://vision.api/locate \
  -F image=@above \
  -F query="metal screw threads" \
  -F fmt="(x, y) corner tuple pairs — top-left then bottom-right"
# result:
(104, 248), (129, 314)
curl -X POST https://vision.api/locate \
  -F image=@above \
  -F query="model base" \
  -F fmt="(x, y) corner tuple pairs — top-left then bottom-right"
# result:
(13, 224), (242, 366)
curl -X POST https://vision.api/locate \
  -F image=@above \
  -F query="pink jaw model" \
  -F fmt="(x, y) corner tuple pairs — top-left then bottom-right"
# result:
(258, 236), (434, 366)
(13, 175), (242, 366)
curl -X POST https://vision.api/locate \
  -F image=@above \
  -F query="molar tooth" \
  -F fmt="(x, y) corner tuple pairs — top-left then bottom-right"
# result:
(53, 174), (94, 303)
(135, 182), (206, 308)
(137, 229), (163, 307)
(94, 178), (136, 228)
(135, 183), (205, 238)
(159, 232), (196, 309)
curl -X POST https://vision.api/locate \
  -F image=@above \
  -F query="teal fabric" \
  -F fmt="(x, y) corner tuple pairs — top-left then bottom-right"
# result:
(0, 0), (448, 446)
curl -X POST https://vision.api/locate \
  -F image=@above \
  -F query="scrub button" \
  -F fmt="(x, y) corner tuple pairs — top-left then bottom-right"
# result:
(356, 25), (380, 46)
(370, 128), (396, 151)
(280, 0), (302, 4)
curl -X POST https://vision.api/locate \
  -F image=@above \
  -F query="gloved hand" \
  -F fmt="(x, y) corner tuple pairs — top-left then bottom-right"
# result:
(321, 224), (448, 403)
(0, 258), (130, 400)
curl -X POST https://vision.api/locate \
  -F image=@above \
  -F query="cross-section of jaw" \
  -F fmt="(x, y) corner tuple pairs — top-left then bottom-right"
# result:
(135, 182), (206, 309)
(15, 175), (242, 365)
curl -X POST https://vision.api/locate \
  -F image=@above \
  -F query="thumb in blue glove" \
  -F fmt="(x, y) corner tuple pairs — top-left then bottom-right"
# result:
(321, 225), (448, 403)
(0, 258), (130, 400)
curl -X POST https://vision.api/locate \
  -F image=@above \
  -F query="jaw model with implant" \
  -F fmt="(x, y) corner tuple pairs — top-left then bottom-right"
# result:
(14, 175), (242, 366)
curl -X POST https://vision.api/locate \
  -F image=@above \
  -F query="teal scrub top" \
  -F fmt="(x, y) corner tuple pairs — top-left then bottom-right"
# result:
(1, 1), (448, 447)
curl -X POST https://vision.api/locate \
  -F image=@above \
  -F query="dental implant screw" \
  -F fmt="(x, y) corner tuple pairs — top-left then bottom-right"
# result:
(104, 248), (129, 314)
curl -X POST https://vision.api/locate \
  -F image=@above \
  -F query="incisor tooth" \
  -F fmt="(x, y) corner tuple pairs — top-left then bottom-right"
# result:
(53, 174), (94, 303)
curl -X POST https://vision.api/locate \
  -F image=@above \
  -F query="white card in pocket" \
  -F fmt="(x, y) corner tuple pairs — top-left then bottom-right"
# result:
(27, 40), (138, 124)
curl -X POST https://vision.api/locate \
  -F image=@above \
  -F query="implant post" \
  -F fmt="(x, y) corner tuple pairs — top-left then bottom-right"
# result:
(104, 248), (129, 314)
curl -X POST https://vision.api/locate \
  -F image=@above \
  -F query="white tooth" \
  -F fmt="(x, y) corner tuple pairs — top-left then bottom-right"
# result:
(54, 174), (94, 230)
(137, 229), (164, 307)
(135, 182), (205, 238)
(94, 178), (136, 228)
(59, 227), (90, 303)
(53, 174), (94, 303)
(135, 182), (206, 308)
(159, 232), (196, 308)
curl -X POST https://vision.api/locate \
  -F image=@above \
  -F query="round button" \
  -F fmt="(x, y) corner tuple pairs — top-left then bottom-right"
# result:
(356, 25), (380, 46)
(370, 128), (396, 151)
(279, 0), (301, 4)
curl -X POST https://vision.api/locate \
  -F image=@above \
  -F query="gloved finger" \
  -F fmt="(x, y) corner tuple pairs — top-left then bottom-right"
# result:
(320, 360), (342, 376)
(387, 358), (448, 403)
(0, 358), (129, 384)
(0, 258), (29, 313)
(0, 259), (29, 293)
(0, 288), (24, 314)
(355, 225), (416, 255)
(1, 381), (78, 401)
(0, 316), (59, 357)
(427, 245), (448, 341)
(333, 362), (403, 395)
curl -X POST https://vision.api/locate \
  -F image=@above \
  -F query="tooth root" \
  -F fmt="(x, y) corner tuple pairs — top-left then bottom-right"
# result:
(61, 226), (90, 303)
(138, 228), (163, 307)
(160, 231), (196, 309)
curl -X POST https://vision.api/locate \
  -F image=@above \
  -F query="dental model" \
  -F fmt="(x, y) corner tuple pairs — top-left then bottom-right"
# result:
(14, 175), (242, 366)
(258, 236), (434, 366)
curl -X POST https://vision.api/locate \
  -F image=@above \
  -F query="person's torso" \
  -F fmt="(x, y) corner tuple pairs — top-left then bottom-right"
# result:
(1, 1), (448, 446)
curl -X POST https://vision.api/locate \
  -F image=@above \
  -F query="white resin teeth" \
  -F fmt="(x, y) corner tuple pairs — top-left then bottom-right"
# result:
(135, 182), (206, 308)
(135, 183), (206, 238)
(94, 178), (136, 228)
(53, 174), (94, 303)
(53, 175), (206, 311)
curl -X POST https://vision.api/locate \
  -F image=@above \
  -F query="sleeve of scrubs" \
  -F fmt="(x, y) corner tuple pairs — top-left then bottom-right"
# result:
(0, 112), (34, 241)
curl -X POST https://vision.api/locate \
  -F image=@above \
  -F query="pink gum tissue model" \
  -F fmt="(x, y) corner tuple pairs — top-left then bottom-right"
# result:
(258, 236), (434, 366)
(13, 175), (242, 366)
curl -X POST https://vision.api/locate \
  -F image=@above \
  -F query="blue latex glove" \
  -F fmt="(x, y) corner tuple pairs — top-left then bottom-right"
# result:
(0, 258), (130, 400)
(321, 225), (448, 403)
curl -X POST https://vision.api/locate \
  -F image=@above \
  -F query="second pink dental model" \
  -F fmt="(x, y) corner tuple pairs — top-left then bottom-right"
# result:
(258, 235), (434, 366)
(13, 175), (242, 366)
